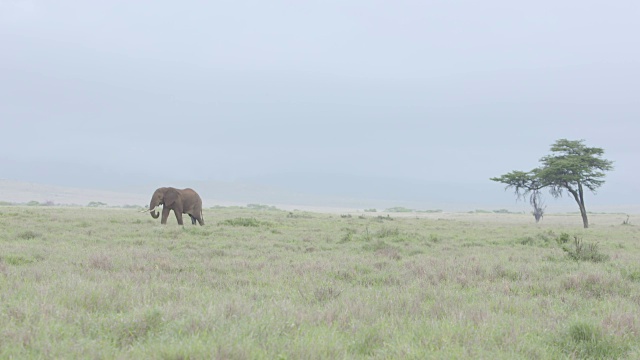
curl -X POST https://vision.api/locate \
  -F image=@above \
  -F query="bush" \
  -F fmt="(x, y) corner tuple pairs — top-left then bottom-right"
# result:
(556, 232), (571, 245)
(562, 236), (609, 262)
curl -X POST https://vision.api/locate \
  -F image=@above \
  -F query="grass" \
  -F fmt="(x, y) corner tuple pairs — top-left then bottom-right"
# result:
(1, 206), (640, 358)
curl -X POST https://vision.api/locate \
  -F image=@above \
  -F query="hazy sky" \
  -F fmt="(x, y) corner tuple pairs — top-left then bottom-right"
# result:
(1, 1), (639, 208)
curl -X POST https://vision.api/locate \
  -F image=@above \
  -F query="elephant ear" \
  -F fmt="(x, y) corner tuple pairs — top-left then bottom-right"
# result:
(163, 188), (180, 207)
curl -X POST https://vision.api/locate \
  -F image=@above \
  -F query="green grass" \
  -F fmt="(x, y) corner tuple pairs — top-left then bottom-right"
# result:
(1, 206), (640, 358)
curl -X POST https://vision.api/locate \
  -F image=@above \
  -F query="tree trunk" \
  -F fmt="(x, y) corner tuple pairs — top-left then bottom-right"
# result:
(568, 186), (589, 228)
(577, 183), (588, 228)
(579, 204), (589, 228)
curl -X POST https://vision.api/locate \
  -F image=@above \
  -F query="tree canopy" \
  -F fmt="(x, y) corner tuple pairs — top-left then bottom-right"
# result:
(491, 139), (613, 228)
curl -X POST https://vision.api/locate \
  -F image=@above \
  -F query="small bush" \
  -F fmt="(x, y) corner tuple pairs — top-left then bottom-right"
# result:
(556, 232), (571, 245)
(562, 236), (609, 262)
(518, 233), (552, 247)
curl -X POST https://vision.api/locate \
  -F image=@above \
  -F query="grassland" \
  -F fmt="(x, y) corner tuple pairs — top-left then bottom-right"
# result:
(1, 206), (640, 359)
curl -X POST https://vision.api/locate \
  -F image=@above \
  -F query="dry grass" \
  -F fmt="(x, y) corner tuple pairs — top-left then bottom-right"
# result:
(1, 206), (639, 358)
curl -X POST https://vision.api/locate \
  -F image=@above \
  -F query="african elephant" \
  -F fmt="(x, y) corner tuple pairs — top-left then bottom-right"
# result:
(146, 187), (204, 225)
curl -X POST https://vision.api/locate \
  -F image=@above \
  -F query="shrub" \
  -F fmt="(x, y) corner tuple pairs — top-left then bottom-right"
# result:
(518, 233), (553, 247)
(556, 232), (571, 245)
(562, 236), (609, 262)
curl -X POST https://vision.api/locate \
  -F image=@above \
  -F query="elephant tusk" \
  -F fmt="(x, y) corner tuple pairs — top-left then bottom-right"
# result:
(140, 206), (159, 213)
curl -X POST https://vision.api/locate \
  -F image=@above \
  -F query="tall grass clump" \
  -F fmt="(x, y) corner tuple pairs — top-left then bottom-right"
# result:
(17, 230), (41, 240)
(555, 321), (628, 359)
(218, 217), (267, 227)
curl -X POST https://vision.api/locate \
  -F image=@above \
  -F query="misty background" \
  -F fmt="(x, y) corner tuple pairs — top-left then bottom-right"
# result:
(1, 1), (638, 212)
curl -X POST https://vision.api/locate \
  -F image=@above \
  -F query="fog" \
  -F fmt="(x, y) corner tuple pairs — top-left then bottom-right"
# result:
(1, 1), (639, 211)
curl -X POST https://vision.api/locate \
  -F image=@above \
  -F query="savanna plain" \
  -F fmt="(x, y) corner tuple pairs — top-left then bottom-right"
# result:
(1, 206), (640, 359)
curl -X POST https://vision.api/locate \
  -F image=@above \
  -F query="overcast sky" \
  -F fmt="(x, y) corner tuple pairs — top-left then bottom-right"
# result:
(1, 1), (639, 208)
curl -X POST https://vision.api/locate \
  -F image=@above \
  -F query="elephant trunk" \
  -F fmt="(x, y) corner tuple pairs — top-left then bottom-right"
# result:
(149, 199), (160, 219)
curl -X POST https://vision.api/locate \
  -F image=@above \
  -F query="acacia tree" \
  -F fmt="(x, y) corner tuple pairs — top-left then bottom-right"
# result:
(491, 139), (613, 228)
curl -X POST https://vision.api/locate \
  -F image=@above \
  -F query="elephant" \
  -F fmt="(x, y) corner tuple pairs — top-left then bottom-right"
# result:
(146, 187), (204, 225)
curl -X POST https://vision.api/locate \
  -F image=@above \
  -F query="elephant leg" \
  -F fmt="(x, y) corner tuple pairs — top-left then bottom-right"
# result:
(174, 211), (184, 225)
(161, 207), (171, 225)
(189, 214), (196, 225)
